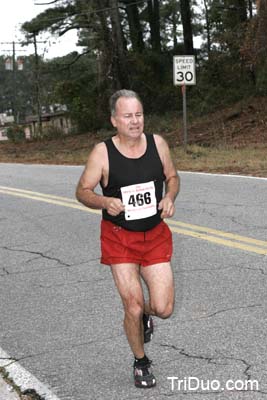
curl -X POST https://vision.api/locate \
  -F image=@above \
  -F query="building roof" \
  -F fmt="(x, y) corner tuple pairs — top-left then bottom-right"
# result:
(25, 111), (69, 123)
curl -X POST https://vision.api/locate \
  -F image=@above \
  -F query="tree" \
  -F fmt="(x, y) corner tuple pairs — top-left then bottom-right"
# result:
(160, 0), (182, 50)
(203, 0), (212, 56)
(240, 0), (267, 90)
(121, 0), (144, 53)
(255, 0), (267, 57)
(18, 0), (263, 134)
(147, 0), (161, 52)
(109, 0), (130, 88)
(180, 0), (194, 54)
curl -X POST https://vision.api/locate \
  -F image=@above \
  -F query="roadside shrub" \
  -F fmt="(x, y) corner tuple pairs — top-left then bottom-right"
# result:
(256, 62), (267, 95)
(6, 125), (25, 142)
(41, 126), (65, 139)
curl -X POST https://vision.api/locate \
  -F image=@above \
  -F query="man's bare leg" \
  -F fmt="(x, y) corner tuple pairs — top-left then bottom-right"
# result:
(110, 262), (172, 388)
(110, 263), (145, 358)
(141, 262), (175, 319)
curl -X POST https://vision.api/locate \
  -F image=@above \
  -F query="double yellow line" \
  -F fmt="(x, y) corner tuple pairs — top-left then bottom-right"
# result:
(0, 185), (101, 215)
(166, 219), (267, 255)
(1, 185), (267, 256)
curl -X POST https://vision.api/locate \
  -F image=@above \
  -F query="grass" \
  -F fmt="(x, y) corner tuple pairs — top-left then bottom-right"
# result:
(172, 144), (267, 176)
(1, 95), (267, 177)
(0, 133), (266, 177)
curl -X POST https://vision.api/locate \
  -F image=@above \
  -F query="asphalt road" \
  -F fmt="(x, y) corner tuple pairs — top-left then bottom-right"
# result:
(0, 163), (267, 400)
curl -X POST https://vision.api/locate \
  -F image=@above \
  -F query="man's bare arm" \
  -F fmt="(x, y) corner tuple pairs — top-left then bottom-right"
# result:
(76, 143), (124, 216)
(154, 134), (180, 218)
(76, 143), (106, 209)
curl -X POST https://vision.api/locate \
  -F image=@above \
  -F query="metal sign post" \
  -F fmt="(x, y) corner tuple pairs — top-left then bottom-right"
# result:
(173, 55), (196, 150)
(182, 84), (187, 148)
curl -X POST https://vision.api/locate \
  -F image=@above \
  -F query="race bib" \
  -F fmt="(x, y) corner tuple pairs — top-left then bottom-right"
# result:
(121, 181), (157, 220)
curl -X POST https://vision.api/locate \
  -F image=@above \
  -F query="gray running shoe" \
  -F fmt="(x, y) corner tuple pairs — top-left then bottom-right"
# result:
(134, 359), (156, 388)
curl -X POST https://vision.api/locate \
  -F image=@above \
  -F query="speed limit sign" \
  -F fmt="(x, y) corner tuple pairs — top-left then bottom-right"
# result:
(173, 55), (196, 86)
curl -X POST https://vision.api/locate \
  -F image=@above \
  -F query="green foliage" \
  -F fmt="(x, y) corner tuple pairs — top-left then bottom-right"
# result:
(0, 0), (264, 137)
(189, 45), (258, 115)
(48, 52), (105, 132)
(22, 4), (76, 35)
(145, 111), (181, 134)
(0, 56), (31, 117)
(127, 50), (180, 114)
(40, 126), (66, 140)
(256, 62), (267, 95)
(6, 125), (25, 142)
(70, 94), (104, 132)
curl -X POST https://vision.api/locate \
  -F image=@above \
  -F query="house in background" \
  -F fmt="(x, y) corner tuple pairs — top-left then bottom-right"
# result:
(24, 110), (72, 138)
(0, 106), (73, 140)
(0, 126), (8, 141)
(0, 114), (15, 141)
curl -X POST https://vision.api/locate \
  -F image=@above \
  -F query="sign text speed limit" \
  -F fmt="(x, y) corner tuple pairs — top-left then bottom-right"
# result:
(173, 55), (196, 86)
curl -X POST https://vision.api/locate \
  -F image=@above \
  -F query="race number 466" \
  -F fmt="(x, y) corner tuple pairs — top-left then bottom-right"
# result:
(121, 181), (157, 220)
(128, 192), (151, 207)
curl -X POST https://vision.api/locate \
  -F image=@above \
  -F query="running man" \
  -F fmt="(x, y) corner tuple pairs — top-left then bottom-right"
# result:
(76, 89), (180, 388)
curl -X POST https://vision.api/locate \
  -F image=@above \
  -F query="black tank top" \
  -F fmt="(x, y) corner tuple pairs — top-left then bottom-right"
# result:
(101, 134), (166, 231)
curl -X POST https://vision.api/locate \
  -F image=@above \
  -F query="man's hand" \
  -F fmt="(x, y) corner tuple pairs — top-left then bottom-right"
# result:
(104, 197), (125, 216)
(158, 196), (175, 219)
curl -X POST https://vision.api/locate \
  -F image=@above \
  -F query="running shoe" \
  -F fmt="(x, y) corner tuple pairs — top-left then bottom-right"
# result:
(134, 359), (156, 388)
(143, 314), (153, 343)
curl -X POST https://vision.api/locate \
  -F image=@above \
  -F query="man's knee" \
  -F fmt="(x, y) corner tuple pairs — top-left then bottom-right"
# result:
(124, 297), (144, 320)
(151, 301), (174, 319)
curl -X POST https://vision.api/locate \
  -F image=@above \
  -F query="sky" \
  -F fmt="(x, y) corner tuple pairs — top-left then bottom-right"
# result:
(0, 0), (79, 59)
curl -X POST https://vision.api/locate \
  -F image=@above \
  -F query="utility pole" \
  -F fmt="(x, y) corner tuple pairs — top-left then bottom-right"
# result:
(1, 38), (46, 132)
(12, 42), (18, 123)
(1, 41), (24, 123)
(33, 32), (43, 136)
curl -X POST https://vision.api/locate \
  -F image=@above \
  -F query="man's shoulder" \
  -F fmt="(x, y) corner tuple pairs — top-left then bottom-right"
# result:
(92, 141), (108, 154)
(152, 134), (168, 147)
(95, 141), (107, 149)
(87, 141), (108, 164)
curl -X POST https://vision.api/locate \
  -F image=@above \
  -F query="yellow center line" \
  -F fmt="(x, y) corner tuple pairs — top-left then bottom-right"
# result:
(168, 226), (267, 256)
(0, 186), (266, 255)
(165, 218), (267, 248)
(0, 185), (78, 204)
(0, 189), (101, 215)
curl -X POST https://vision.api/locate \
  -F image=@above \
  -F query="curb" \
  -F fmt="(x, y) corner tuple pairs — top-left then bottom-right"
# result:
(0, 369), (44, 400)
(0, 374), (20, 400)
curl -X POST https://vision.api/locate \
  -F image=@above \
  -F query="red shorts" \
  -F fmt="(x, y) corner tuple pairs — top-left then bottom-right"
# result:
(100, 220), (173, 267)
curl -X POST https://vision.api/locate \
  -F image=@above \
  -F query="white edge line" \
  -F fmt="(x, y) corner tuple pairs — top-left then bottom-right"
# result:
(0, 163), (83, 169)
(0, 163), (266, 180)
(0, 348), (61, 400)
(179, 170), (267, 181)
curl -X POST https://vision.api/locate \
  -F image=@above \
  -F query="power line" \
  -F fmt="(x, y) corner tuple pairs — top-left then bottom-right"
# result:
(0, 40), (48, 56)
(0, 49), (26, 53)
(34, 0), (62, 4)
(0, 41), (46, 45)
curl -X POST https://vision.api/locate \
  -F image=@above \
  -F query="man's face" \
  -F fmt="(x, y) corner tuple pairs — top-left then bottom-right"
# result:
(111, 97), (144, 138)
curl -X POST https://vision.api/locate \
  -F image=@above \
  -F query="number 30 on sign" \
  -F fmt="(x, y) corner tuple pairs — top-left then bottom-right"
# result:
(173, 55), (196, 86)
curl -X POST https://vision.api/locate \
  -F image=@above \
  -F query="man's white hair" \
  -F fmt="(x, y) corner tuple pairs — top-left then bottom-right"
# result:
(109, 89), (143, 116)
